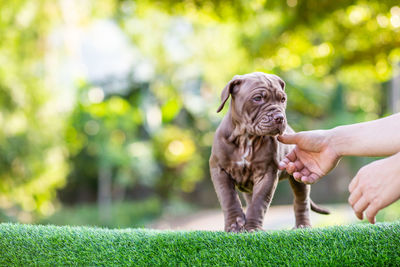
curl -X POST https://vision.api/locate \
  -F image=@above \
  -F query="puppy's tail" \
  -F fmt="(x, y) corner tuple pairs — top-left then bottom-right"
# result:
(310, 199), (330, 215)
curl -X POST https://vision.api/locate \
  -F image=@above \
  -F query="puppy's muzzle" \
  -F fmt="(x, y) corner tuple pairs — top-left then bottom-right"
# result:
(270, 111), (286, 135)
(273, 113), (284, 124)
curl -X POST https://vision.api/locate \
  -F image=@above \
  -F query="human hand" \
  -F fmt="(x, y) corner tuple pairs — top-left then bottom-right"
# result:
(277, 130), (341, 184)
(348, 152), (400, 224)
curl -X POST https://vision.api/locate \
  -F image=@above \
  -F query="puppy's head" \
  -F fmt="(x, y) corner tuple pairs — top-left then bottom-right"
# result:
(217, 72), (287, 136)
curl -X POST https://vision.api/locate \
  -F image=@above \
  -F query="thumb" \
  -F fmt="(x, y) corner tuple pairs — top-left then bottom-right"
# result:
(277, 133), (299, 145)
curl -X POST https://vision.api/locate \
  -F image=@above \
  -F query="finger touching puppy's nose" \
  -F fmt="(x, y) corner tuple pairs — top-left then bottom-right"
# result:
(277, 134), (297, 144)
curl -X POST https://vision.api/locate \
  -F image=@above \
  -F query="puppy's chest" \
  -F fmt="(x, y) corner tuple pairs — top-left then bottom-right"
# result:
(224, 140), (276, 192)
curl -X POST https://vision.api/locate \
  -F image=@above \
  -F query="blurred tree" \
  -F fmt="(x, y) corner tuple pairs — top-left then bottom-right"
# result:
(0, 0), (68, 221)
(128, 0), (400, 123)
(62, 78), (207, 220)
(113, 0), (400, 204)
(65, 84), (142, 222)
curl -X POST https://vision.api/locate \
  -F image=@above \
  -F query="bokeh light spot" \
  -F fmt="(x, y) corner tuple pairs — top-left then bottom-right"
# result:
(287, 0), (297, 8)
(390, 14), (400, 28)
(377, 14), (389, 28)
(84, 120), (100, 135)
(168, 140), (185, 156)
(146, 105), (162, 130)
(88, 87), (104, 103)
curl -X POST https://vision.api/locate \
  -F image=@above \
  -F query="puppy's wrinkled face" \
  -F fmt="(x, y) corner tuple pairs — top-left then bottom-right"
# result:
(231, 73), (287, 136)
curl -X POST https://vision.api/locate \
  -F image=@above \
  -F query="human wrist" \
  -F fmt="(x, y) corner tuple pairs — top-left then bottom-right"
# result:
(327, 126), (347, 157)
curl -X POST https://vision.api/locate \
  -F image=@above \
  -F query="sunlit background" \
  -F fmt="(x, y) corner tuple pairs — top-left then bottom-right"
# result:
(1, 0), (400, 230)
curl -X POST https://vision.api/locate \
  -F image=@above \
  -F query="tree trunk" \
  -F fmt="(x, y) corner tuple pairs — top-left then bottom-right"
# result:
(98, 165), (112, 224)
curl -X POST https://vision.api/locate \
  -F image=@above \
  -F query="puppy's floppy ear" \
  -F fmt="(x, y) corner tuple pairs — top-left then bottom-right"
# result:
(277, 77), (285, 90)
(278, 79), (285, 90)
(216, 76), (242, 113)
(270, 74), (285, 90)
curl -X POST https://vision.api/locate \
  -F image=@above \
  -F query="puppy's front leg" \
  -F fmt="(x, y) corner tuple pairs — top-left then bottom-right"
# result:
(289, 177), (311, 228)
(245, 171), (279, 231)
(210, 167), (245, 232)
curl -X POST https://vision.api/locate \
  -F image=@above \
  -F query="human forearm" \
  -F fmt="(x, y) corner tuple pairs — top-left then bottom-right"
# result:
(329, 113), (400, 157)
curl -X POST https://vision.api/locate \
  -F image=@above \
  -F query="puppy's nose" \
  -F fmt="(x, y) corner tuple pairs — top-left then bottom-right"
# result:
(274, 113), (284, 124)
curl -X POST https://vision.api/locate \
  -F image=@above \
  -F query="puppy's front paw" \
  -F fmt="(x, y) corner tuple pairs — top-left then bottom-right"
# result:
(293, 223), (312, 229)
(226, 216), (246, 233)
(244, 225), (264, 232)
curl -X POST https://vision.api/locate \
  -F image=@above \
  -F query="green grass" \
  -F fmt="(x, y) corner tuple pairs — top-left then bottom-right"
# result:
(1, 222), (400, 266)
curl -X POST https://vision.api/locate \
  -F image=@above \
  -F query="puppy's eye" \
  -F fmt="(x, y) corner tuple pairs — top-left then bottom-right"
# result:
(253, 96), (262, 102)
(281, 97), (286, 103)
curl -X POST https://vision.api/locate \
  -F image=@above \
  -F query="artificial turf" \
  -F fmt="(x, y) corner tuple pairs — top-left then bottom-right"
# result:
(0, 222), (399, 266)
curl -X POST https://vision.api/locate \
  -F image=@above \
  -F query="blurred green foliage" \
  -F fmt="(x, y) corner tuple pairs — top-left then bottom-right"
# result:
(40, 198), (161, 228)
(377, 200), (400, 222)
(0, 0), (68, 221)
(0, 0), (400, 222)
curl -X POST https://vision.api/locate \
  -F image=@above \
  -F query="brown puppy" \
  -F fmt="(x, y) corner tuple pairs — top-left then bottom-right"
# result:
(209, 72), (329, 232)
